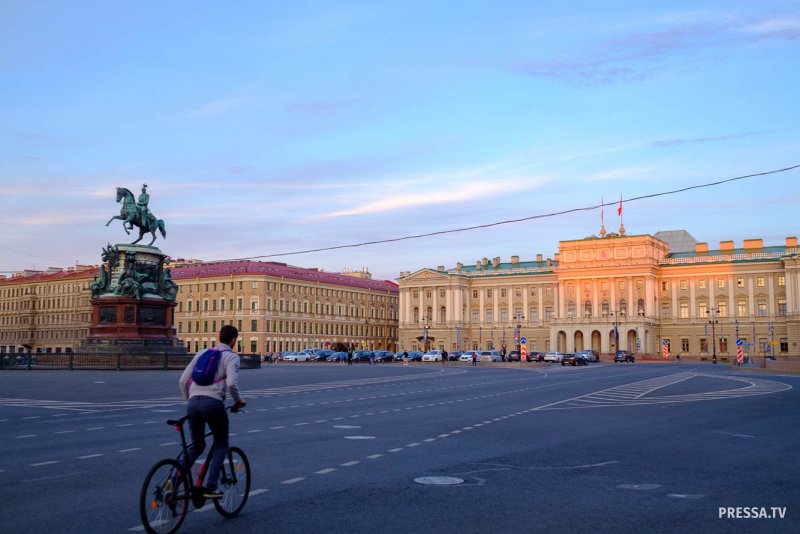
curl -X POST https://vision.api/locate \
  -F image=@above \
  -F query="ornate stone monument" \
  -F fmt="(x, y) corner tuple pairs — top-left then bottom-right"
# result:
(80, 185), (186, 355)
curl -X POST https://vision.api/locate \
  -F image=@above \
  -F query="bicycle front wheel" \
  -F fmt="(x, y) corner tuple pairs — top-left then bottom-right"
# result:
(139, 459), (190, 534)
(213, 446), (251, 518)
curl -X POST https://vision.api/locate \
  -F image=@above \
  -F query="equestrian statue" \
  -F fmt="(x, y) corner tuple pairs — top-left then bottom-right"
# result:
(105, 184), (167, 245)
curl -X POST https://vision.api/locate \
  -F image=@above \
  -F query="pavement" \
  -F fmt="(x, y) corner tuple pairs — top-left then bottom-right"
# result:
(1, 362), (798, 533)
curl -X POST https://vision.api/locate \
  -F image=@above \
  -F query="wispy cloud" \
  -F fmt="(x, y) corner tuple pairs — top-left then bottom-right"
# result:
(741, 16), (800, 39)
(586, 166), (653, 181)
(651, 130), (772, 147)
(187, 97), (252, 118)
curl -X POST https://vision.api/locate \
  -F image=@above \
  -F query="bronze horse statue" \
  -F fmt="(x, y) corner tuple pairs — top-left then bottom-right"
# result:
(105, 187), (166, 245)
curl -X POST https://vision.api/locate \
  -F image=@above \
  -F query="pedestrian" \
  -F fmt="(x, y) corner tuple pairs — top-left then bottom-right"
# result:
(442, 349), (448, 365)
(178, 325), (246, 499)
(676, 353), (681, 363)
(403, 350), (409, 366)
(369, 351), (375, 365)
(347, 349), (353, 366)
(471, 351), (477, 366)
(501, 347), (506, 362)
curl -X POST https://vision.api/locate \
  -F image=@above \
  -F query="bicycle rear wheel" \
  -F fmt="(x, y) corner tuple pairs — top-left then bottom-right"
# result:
(139, 459), (191, 534)
(213, 446), (251, 517)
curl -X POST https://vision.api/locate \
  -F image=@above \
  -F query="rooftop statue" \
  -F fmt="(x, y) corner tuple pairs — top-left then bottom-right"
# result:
(105, 184), (167, 245)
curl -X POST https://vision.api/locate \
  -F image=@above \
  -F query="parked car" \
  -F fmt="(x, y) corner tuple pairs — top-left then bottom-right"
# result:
(422, 350), (444, 362)
(353, 350), (373, 362)
(578, 350), (599, 362)
(406, 351), (424, 362)
(528, 351), (545, 362)
(562, 353), (588, 366)
(283, 352), (311, 362)
(614, 350), (635, 363)
(479, 350), (502, 362)
(459, 350), (480, 362)
(507, 350), (521, 362)
(327, 351), (347, 362)
(543, 351), (564, 363)
(312, 349), (334, 361)
(373, 350), (394, 362)
(448, 351), (462, 361)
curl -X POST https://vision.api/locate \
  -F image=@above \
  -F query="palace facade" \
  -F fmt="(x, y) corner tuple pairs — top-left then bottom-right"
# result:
(398, 230), (800, 359)
(0, 260), (399, 354)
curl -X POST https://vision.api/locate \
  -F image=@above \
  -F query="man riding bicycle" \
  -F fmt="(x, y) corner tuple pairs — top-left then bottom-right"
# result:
(179, 325), (246, 498)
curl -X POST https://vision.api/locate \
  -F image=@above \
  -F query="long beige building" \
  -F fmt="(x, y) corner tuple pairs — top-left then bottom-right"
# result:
(0, 260), (398, 354)
(398, 230), (799, 359)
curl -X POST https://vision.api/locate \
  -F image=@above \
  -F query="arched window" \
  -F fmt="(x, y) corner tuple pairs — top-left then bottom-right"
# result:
(439, 306), (446, 323)
(637, 299), (645, 316)
(426, 306), (433, 321)
(584, 300), (592, 317)
(567, 301), (576, 318)
(413, 307), (419, 323)
(619, 299), (628, 316)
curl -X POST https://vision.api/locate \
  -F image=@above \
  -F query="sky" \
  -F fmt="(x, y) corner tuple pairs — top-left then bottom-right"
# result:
(1, 0), (799, 281)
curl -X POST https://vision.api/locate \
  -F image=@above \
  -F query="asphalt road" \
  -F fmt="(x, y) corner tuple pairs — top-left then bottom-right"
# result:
(1, 361), (798, 534)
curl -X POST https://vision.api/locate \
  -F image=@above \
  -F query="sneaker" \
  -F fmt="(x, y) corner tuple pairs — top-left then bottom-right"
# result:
(201, 486), (224, 499)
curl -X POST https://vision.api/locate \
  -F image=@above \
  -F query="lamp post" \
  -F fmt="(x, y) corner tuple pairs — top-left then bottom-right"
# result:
(707, 307), (719, 364)
(734, 319), (740, 365)
(514, 311), (524, 359)
(610, 310), (619, 354)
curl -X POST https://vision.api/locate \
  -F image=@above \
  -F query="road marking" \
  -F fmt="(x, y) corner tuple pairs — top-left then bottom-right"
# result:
(247, 429), (262, 433)
(249, 488), (269, 496)
(16, 435), (38, 439)
(78, 454), (104, 459)
(159, 442), (177, 447)
(86, 427), (104, 431)
(389, 448), (404, 453)
(142, 421), (158, 424)
(341, 461), (360, 467)
(437, 434), (450, 438)
(406, 443), (420, 447)
(294, 422), (308, 426)
(423, 438), (436, 442)
(270, 426), (285, 430)
(22, 416), (40, 420)
(117, 424), (134, 427)
(367, 454), (383, 459)
(118, 448), (141, 453)
(30, 461), (59, 467)
(281, 477), (305, 485)
(315, 468), (336, 475)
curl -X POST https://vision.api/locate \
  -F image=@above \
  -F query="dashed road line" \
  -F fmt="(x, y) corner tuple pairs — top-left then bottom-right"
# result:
(30, 461), (59, 467)
(118, 448), (141, 453)
(16, 434), (38, 439)
(78, 454), (104, 459)
(281, 477), (305, 485)
(341, 461), (360, 467)
(315, 468), (336, 475)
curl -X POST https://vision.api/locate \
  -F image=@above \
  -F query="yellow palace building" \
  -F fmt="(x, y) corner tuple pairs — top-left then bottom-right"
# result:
(397, 229), (799, 360)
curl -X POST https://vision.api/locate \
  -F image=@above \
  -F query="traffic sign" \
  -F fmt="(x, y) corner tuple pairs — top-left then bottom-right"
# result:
(520, 337), (527, 344)
(736, 338), (744, 347)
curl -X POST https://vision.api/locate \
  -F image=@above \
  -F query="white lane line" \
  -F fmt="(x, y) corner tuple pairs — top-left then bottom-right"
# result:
(249, 488), (268, 496)
(86, 427), (104, 431)
(315, 420), (328, 423)
(281, 477), (305, 485)
(22, 416), (40, 420)
(142, 421), (158, 425)
(159, 442), (178, 447)
(389, 448), (404, 453)
(451, 430), (462, 434)
(437, 434), (450, 438)
(78, 454), (104, 459)
(270, 426), (285, 430)
(53, 414), (70, 417)
(406, 443), (420, 447)
(30, 461), (59, 467)
(423, 438), (436, 442)
(55, 430), (76, 434)
(16, 435), (38, 439)
(341, 461), (360, 467)
(118, 448), (141, 453)
(294, 422), (309, 426)
(247, 429), (262, 433)
(315, 468), (336, 474)
(463, 427), (473, 430)
(256, 408), (268, 412)
(367, 454), (383, 459)
(117, 424), (134, 427)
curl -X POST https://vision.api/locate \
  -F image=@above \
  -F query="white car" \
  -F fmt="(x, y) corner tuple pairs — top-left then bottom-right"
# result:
(479, 350), (502, 362)
(282, 352), (311, 362)
(422, 350), (444, 362)
(543, 351), (564, 362)
(460, 350), (480, 362)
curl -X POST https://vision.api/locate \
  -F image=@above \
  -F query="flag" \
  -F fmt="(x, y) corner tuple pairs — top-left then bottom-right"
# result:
(601, 196), (605, 225)
(617, 194), (623, 216)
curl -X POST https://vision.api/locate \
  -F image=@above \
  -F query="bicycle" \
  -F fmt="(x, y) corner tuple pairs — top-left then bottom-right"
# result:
(139, 406), (251, 534)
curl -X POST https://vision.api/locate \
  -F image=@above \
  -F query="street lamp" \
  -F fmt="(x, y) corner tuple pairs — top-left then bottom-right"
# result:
(707, 307), (719, 364)
(421, 316), (431, 352)
(610, 310), (619, 353)
(514, 311), (524, 360)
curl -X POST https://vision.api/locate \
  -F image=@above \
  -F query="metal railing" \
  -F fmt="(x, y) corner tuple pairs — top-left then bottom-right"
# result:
(0, 352), (261, 371)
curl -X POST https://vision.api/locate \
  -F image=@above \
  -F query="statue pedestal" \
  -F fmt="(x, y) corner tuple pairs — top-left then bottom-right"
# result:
(79, 242), (186, 356)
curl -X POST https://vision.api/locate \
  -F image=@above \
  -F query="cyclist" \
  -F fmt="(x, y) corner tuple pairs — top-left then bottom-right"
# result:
(179, 325), (246, 498)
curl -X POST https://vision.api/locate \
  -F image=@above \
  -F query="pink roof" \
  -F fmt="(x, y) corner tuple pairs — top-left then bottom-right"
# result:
(172, 260), (398, 293)
(0, 268), (98, 286)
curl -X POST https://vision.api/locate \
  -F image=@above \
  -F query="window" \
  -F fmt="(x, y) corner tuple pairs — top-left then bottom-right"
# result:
(661, 304), (671, 319)
(567, 301), (576, 317)
(250, 320), (257, 332)
(698, 279), (706, 289)
(515, 289), (521, 297)
(698, 302), (708, 318)
(567, 283), (574, 295)
(619, 281), (625, 291)
(737, 278), (745, 288)
(680, 302), (689, 319)
(472, 290), (478, 299)
(485, 310), (493, 322)
(237, 298), (243, 311)
(546, 287), (553, 297)
(472, 311), (479, 322)
(619, 299), (627, 315)
(583, 282), (590, 292)
(500, 310), (508, 322)
(413, 290), (419, 299)
(440, 290), (445, 298)
(203, 300), (209, 312)
(602, 301), (609, 316)
(757, 300), (767, 317)
(719, 337), (728, 353)
(661, 281), (668, 291)
(500, 289), (507, 298)
(487, 290), (493, 298)
(700, 338), (708, 353)
(718, 301), (727, 317)
(545, 306), (553, 320)
(679, 280), (688, 290)
(250, 340), (257, 353)
(426, 291), (431, 299)
(584, 301), (592, 317)
(778, 299), (787, 317)
(601, 282), (608, 291)
(531, 288), (537, 297)
(251, 300), (257, 311)
(757, 277), (765, 288)
(529, 308), (538, 321)
(681, 338), (689, 352)
(778, 275), (785, 287)
(780, 338), (788, 353)
(717, 279), (725, 289)
(737, 300), (747, 317)
(636, 280), (643, 291)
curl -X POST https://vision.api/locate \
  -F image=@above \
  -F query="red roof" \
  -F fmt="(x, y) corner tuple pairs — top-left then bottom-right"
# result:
(0, 268), (98, 286)
(172, 261), (398, 293)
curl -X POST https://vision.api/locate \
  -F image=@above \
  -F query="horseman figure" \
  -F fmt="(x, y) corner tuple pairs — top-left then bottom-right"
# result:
(106, 184), (167, 246)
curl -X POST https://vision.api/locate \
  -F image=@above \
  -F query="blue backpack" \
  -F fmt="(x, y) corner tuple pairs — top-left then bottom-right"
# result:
(191, 348), (224, 386)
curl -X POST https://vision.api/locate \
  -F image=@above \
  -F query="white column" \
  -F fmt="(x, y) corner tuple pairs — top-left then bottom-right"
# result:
(538, 286), (543, 323)
(493, 288), (500, 324)
(748, 276), (755, 318)
(689, 279), (696, 318)
(728, 275), (735, 317)
(507, 287), (513, 321)
(709, 276), (716, 308)
(523, 285), (529, 322)
(628, 276), (635, 314)
(768, 276), (776, 316)
(445, 288), (452, 322)
(557, 283), (564, 318)
(593, 279), (599, 318)
(479, 288), (485, 323)
(671, 280), (678, 318)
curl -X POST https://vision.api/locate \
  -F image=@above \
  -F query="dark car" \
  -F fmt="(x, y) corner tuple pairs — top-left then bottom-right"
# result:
(448, 351), (462, 361)
(507, 350), (521, 362)
(614, 350), (635, 363)
(353, 350), (373, 362)
(528, 351), (545, 362)
(312, 349), (334, 361)
(406, 351), (424, 362)
(562, 353), (588, 366)
(326, 352), (347, 362)
(373, 350), (394, 362)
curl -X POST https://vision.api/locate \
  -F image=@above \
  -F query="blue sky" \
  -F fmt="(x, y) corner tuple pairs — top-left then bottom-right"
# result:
(1, 1), (799, 280)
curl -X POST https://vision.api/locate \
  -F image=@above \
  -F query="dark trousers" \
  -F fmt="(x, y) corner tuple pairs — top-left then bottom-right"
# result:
(185, 396), (229, 489)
